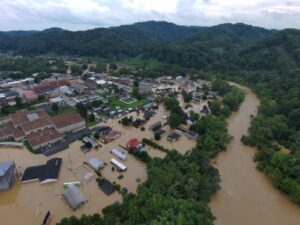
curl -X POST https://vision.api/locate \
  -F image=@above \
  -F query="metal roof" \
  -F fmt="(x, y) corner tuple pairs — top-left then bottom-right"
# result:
(0, 161), (14, 176)
(63, 187), (87, 210)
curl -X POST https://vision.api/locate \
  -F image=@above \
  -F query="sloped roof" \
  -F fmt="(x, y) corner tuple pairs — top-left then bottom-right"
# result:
(126, 138), (140, 149)
(63, 187), (87, 210)
(21, 158), (62, 183)
(23, 90), (37, 100)
(51, 112), (85, 129)
(0, 161), (14, 176)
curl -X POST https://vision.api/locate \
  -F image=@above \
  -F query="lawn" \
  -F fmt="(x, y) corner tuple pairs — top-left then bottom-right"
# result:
(108, 96), (149, 110)
(49, 106), (76, 116)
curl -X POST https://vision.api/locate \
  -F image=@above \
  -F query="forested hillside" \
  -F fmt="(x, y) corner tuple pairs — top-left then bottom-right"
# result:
(1, 20), (300, 221)
(0, 21), (274, 60)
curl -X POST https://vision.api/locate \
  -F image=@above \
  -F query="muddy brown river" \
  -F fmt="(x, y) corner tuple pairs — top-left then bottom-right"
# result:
(209, 84), (300, 225)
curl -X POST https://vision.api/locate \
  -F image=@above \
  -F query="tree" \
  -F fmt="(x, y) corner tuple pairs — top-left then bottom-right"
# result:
(209, 100), (221, 116)
(89, 113), (96, 122)
(154, 132), (161, 140)
(76, 103), (88, 119)
(71, 64), (83, 76)
(51, 103), (59, 114)
(168, 112), (184, 128)
(222, 87), (245, 111)
(94, 132), (100, 139)
(38, 95), (45, 101)
(15, 96), (23, 108)
(109, 63), (118, 70)
(121, 116), (132, 126)
(182, 90), (193, 103)
(164, 97), (179, 110)
(211, 79), (230, 96)
(82, 64), (88, 70)
(131, 86), (141, 100)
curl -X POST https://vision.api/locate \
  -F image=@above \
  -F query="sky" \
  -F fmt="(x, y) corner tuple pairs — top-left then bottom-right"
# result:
(1, 0), (300, 31)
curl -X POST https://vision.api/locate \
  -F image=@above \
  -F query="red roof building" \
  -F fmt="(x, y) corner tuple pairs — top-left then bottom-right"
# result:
(23, 91), (38, 102)
(126, 138), (141, 150)
(104, 130), (121, 142)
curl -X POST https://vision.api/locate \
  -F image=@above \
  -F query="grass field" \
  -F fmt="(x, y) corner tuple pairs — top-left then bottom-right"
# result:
(108, 96), (149, 109)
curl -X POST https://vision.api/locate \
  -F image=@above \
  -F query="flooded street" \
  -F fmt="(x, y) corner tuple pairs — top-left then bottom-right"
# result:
(209, 84), (300, 225)
(0, 92), (197, 225)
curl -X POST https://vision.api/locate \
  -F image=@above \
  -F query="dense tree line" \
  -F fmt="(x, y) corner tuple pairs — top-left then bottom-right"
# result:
(209, 80), (245, 117)
(0, 57), (67, 78)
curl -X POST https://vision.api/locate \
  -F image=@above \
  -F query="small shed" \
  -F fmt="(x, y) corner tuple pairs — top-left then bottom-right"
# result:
(167, 133), (181, 142)
(149, 121), (161, 131)
(83, 137), (97, 148)
(0, 161), (16, 191)
(154, 129), (166, 137)
(63, 187), (87, 210)
(88, 158), (104, 170)
(99, 180), (115, 195)
(104, 130), (121, 142)
(186, 130), (199, 140)
(126, 138), (141, 150)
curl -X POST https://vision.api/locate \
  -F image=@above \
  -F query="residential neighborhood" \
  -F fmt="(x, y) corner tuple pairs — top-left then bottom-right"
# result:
(0, 59), (216, 225)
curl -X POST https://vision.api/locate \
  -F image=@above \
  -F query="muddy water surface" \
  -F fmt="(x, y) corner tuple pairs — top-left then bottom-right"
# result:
(209, 84), (300, 225)
(0, 92), (199, 225)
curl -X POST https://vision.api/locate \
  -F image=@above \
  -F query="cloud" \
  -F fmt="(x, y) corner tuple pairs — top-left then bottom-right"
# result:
(0, 0), (299, 31)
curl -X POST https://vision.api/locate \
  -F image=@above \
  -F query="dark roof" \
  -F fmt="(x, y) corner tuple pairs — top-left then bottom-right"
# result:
(167, 133), (181, 141)
(99, 180), (115, 195)
(175, 127), (188, 133)
(21, 158), (62, 183)
(97, 126), (112, 134)
(144, 111), (155, 120)
(155, 129), (166, 136)
(187, 130), (199, 138)
(149, 121), (161, 130)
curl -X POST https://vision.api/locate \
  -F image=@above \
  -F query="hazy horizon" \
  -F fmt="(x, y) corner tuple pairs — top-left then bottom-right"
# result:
(0, 20), (284, 33)
(0, 0), (300, 31)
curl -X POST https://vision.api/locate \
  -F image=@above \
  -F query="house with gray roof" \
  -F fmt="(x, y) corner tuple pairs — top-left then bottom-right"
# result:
(0, 161), (16, 191)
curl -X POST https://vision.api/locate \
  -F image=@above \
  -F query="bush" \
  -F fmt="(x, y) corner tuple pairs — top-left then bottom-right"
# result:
(154, 133), (161, 140)
(129, 150), (151, 163)
(142, 138), (170, 153)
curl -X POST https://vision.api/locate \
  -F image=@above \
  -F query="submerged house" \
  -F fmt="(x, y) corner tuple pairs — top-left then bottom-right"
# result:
(63, 186), (87, 210)
(21, 158), (62, 184)
(186, 130), (199, 140)
(0, 161), (16, 191)
(167, 133), (181, 142)
(148, 121), (162, 131)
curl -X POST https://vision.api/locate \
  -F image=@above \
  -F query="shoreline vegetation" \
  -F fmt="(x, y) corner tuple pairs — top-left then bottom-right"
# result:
(57, 81), (245, 225)
(1, 21), (299, 224)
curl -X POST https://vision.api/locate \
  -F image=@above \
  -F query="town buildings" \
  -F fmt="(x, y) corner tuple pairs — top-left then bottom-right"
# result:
(0, 109), (86, 150)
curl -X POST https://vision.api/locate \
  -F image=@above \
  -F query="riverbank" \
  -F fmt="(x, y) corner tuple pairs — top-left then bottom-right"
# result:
(209, 84), (300, 225)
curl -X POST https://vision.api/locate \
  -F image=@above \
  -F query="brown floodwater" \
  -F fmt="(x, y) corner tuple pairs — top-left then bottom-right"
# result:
(209, 84), (300, 225)
(0, 90), (199, 225)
